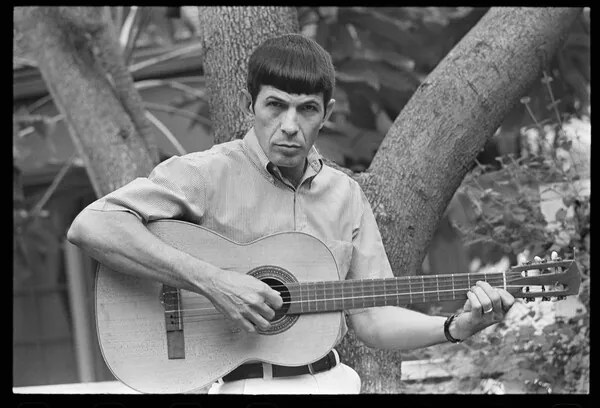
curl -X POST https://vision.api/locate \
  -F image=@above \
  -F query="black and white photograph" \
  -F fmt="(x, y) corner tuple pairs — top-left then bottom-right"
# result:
(13, 6), (589, 400)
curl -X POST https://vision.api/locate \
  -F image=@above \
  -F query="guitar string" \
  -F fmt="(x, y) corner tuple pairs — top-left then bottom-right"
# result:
(161, 284), (551, 317)
(169, 286), (555, 324)
(159, 274), (556, 309)
(159, 271), (557, 304)
(158, 269), (561, 317)
(159, 269), (552, 296)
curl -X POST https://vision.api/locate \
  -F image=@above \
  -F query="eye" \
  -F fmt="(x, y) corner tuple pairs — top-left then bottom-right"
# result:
(301, 104), (319, 112)
(267, 101), (284, 109)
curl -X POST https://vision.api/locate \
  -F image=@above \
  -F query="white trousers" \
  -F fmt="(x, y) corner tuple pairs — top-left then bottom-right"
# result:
(208, 363), (361, 394)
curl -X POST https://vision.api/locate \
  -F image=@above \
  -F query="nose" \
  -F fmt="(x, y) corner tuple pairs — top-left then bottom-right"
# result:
(281, 108), (299, 136)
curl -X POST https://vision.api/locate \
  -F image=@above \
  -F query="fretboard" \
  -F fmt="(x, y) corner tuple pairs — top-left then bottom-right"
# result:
(285, 272), (508, 314)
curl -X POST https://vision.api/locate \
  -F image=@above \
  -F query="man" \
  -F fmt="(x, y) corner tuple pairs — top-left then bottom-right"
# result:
(68, 33), (517, 394)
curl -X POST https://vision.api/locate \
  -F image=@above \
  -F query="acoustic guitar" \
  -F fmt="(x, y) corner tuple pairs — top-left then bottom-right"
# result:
(95, 219), (581, 393)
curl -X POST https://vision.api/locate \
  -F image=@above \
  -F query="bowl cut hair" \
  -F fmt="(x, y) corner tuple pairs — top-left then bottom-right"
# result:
(247, 34), (335, 111)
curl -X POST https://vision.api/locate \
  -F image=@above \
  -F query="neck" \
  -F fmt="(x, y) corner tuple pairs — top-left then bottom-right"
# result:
(284, 271), (511, 314)
(279, 160), (307, 187)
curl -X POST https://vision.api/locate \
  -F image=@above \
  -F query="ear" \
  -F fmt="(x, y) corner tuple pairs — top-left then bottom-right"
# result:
(320, 99), (336, 130)
(239, 89), (254, 117)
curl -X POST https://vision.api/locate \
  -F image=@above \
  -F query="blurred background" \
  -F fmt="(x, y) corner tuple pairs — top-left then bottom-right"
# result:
(13, 7), (589, 393)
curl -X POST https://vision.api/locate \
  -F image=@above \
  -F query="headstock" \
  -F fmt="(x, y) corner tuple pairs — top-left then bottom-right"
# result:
(506, 259), (580, 302)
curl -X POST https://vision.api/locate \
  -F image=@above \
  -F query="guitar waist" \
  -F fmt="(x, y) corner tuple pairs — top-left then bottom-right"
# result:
(222, 350), (339, 382)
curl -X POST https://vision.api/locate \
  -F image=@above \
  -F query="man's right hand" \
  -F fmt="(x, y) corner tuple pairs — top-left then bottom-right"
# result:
(202, 268), (283, 333)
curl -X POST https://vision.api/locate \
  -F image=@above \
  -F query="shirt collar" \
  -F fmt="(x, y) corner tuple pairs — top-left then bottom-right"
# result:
(242, 127), (323, 181)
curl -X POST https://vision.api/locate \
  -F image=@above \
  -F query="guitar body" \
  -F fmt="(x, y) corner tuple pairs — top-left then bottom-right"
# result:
(95, 220), (343, 394)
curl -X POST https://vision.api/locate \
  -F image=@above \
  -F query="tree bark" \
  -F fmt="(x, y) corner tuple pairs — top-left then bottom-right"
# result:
(14, 6), (158, 196)
(197, 6), (299, 143)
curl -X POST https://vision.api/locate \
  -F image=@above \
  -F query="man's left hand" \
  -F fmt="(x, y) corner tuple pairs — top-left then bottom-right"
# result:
(450, 251), (559, 340)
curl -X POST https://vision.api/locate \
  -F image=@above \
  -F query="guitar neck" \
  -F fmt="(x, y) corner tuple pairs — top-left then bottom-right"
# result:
(285, 272), (508, 314)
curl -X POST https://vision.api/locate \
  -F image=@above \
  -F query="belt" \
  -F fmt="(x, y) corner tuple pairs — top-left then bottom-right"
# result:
(222, 350), (339, 382)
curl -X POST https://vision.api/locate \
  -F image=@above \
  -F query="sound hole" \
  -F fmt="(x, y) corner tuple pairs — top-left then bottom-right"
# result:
(247, 265), (299, 335)
(261, 278), (290, 322)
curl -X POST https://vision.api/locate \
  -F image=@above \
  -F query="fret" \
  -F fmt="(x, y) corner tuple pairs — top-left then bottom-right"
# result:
(361, 280), (365, 308)
(351, 280), (355, 309)
(395, 278), (400, 306)
(408, 276), (413, 304)
(316, 282), (321, 312)
(307, 282), (313, 313)
(451, 274), (455, 300)
(422, 276), (426, 303)
(436, 275), (440, 301)
(331, 281), (337, 311)
(371, 279), (376, 307)
(300, 281), (304, 313)
(369, 279), (375, 307)
(502, 270), (507, 291)
(467, 273), (471, 290)
(383, 279), (387, 306)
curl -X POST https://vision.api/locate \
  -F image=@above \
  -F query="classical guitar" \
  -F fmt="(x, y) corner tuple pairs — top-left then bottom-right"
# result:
(95, 219), (581, 393)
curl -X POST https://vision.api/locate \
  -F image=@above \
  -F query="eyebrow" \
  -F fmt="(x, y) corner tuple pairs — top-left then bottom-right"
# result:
(265, 95), (322, 107)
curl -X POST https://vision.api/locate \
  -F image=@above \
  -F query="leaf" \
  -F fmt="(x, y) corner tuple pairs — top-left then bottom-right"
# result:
(336, 66), (380, 91)
(329, 24), (356, 61)
(338, 7), (419, 51)
(555, 208), (567, 223)
(357, 48), (415, 71)
(338, 59), (421, 97)
(493, 225), (506, 235)
(314, 20), (331, 49)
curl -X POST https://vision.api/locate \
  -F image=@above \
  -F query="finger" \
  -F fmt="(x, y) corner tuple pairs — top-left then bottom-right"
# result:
(230, 311), (258, 333)
(264, 288), (284, 310)
(497, 288), (515, 313)
(470, 285), (493, 314)
(551, 251), (559, 260)
(476, 281), (502, 312)
(467, 290), (482, 315)
(252, 301), (276, 321)
(244, 308), (272, 331)
(463, 298), (472, 312)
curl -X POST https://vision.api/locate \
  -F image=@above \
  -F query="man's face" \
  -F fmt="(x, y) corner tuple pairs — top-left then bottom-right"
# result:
(249, 85), (334, 180)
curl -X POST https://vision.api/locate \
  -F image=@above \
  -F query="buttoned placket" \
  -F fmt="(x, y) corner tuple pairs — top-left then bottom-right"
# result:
(266, 162), (317, 232)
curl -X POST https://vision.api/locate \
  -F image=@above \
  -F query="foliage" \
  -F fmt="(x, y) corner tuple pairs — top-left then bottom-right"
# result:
(442, 70), (590, 393)
(454, 70), (590, 274)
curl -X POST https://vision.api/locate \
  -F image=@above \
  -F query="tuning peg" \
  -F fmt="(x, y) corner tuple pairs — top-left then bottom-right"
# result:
(555, 296), (566, 301)
(524, 297), (535, 303)
(542, 296), (551, 302)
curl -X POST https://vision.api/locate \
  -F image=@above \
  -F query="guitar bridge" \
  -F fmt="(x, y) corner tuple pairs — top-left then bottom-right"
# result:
(162, 285), (185, 359)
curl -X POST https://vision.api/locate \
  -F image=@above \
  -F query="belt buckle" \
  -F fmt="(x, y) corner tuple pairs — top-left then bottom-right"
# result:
(308, 361), (316, 375)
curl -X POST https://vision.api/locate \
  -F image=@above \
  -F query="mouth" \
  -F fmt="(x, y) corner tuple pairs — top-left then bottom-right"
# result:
(275, 144), (302, 150)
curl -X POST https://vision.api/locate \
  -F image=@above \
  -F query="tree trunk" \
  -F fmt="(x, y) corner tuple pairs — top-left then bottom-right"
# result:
(14, 6), (158, 196)
(197, 6), (299, 143)
(337, 7), (581, 393)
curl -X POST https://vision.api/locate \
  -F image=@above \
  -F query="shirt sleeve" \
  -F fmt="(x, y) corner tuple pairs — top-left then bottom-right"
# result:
(83, 155), (206, 224)
(345, 184), (395, 315)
